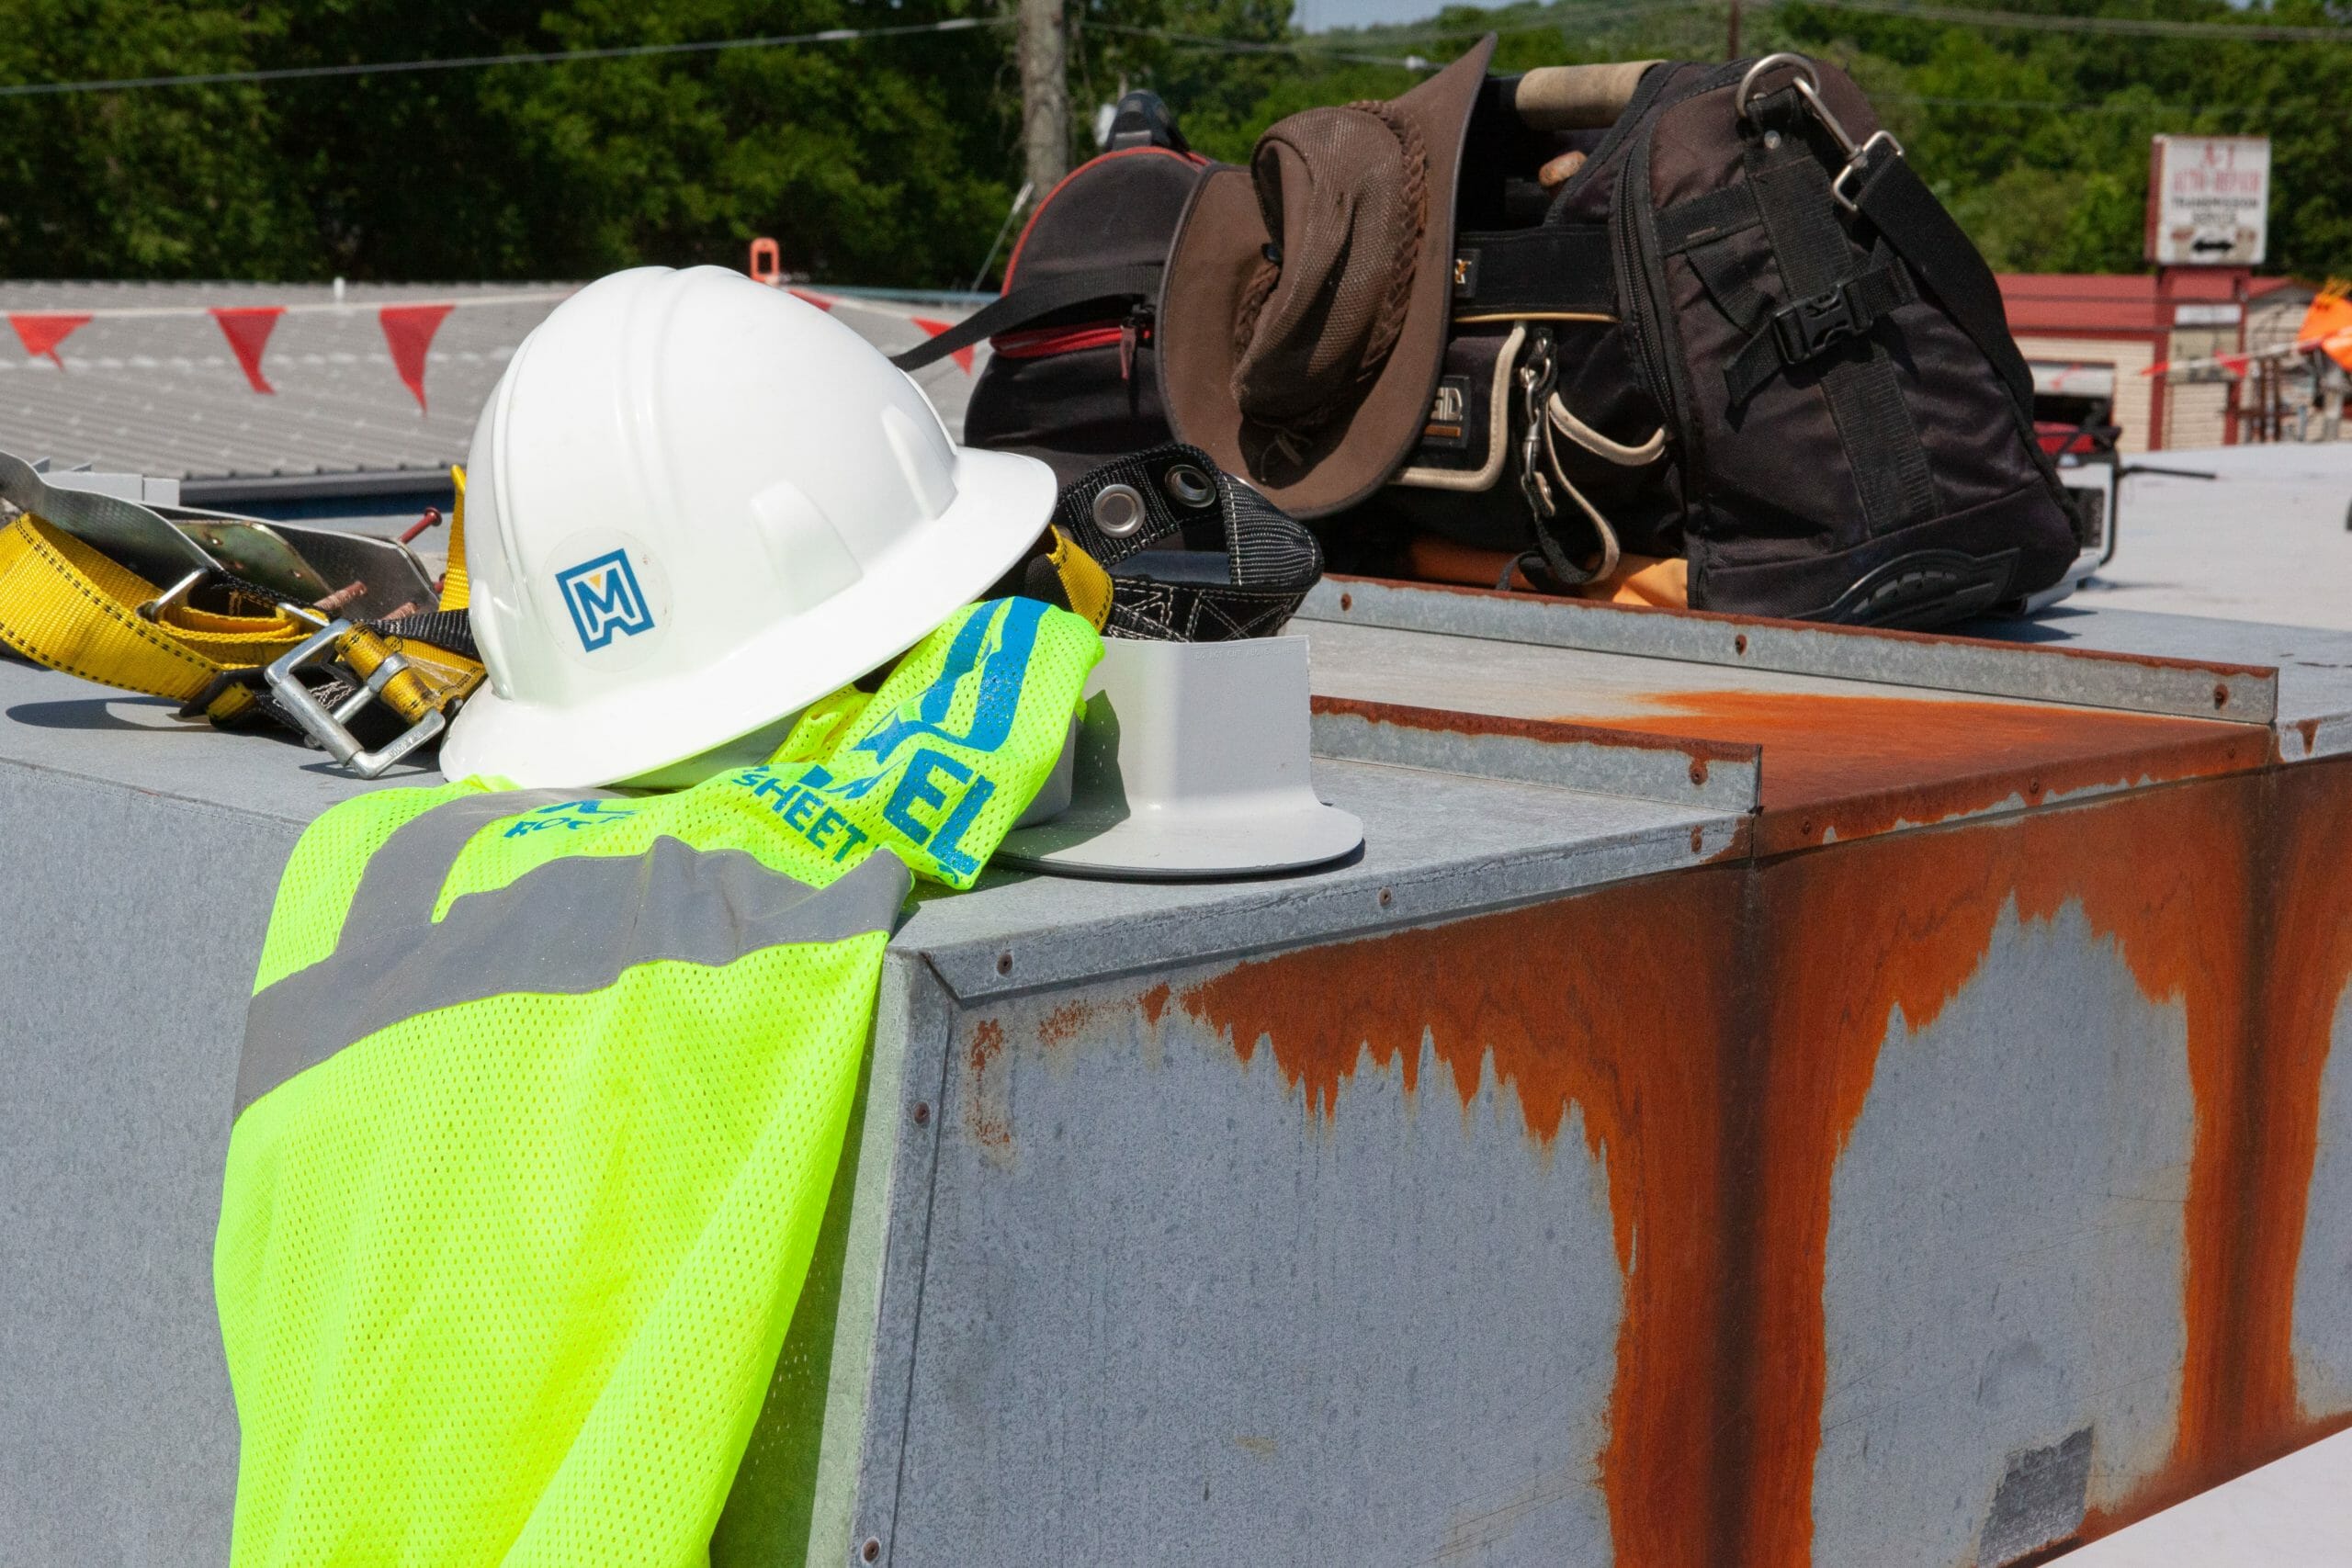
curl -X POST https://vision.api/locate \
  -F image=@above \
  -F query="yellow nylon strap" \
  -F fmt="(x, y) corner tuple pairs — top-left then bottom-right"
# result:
(335, 626), (484, 723)
(1045, 525), (1113, 631)
(0, 513), (308, 721)
(0, 512), (484, 727)
(439, 465), (469, 613)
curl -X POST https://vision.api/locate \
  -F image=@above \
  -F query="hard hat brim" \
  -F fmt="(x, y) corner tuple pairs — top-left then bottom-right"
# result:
(439, 446), (1058, 789)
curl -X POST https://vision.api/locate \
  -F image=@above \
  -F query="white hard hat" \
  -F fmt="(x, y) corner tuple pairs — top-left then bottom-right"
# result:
(439, 265), (1055, 788)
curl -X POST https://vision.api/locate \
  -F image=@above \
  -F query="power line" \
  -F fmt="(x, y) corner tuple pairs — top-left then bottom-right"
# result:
(0, 16), (1010, 99)
(1787, 0), (2352, 45)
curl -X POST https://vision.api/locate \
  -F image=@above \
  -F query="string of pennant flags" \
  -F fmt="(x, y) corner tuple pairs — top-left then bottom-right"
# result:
(0, 276), (978, 412)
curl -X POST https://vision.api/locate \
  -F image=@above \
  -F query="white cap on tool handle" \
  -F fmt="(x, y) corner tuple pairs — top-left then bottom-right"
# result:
(439, 265), (1057, 788)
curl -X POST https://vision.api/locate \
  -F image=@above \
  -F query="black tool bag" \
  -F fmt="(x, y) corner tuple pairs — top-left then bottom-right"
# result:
(895, 93), (1206, 482)
(1388, 51), (2077, 625)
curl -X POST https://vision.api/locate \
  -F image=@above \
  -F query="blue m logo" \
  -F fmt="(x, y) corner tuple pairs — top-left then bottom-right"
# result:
(555, 549), (654, 651)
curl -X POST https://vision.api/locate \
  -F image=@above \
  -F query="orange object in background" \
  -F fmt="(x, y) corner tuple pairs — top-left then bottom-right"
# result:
(2295, 280), (2352, 371)
(1406, 532), (1690, 607)
(747, 236), (782, 287)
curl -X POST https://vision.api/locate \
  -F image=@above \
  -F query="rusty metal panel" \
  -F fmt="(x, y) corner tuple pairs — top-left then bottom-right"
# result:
(2295, 991), (2352, 1417)
(1807, 887), (2196, 1566)
(846, 761), (2352, 1568)
(1295, 576), (2280, 725)
(1304, 618), (2271, 855)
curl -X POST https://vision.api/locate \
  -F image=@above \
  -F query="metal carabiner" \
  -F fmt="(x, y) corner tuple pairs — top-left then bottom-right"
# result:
(1517, 328), (1560, 522)
(1736, 51), (1905, 215)
(1735, 52), (1820, 128)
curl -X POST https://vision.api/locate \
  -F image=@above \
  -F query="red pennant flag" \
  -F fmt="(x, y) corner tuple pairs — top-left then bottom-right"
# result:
(787, 288), (835, 312)
(379, 303), (455, 412)
(911, 316), (974, 374)
(9, 312), (91, 367)
(210, 306), (285, 393)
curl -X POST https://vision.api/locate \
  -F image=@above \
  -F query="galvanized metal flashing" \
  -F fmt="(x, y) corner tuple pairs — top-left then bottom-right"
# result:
(800, 954), (958, 1568)
(1297, 576), (2282, 726)
(1310, 694), (1764, 813)
(905, 758), (1743, 1003)
(1966, 604), (2352, 764)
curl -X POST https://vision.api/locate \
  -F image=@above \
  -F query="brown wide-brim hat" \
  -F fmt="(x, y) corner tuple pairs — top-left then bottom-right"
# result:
(1158, 36), (1495, 519)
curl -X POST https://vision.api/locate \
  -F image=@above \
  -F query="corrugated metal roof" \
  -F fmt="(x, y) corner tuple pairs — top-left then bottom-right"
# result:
(0, 278), (981, 483)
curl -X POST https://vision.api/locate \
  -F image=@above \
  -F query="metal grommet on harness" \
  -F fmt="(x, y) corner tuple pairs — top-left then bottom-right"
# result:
(1091, 483), (1148, 536)
(1162, 464), (1216, 508)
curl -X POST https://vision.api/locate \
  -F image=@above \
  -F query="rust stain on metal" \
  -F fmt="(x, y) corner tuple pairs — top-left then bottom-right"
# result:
(2077, 761), (2352, 1536)
(1181, 867), (1750, 1566)
(1553, 689), (2267, 852)
(2295, 716), (2322, 753)
(1170, 760), (2352, 1565)
(1036, 998), (1096, 1048)
(963, 1017), (1012, 1158)
(1738, 781), (2261, 1565)
(1138, 983), (1171, 1026)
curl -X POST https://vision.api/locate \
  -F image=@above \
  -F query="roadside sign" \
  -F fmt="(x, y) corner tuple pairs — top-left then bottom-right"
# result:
(2145, 135), (2269, 265)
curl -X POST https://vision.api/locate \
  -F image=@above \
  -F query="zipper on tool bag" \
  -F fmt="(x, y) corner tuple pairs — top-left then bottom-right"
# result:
(1611, 62), (1755, 496)
(1118, 300), (1153, 382)
(1611, 141), (1687, 457)
(988, 299), (1154, 378)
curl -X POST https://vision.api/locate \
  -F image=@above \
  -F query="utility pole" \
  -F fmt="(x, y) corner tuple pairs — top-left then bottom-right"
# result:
(1726, 0), (1742, 59)
(1019, 0), (1070, 197)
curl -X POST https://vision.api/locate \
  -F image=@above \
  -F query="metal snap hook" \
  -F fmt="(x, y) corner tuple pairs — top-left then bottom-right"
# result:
(1736, 51), (1819, 127)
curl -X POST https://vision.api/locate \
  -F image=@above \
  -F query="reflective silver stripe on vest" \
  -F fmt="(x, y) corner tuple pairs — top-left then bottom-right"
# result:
(235, 793), (913, 1117)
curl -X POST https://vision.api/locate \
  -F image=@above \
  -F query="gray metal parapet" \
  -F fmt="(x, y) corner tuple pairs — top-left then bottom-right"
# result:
(6, 578), (2352, 1566)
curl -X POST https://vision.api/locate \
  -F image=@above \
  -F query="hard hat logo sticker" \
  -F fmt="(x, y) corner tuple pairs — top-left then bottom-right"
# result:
(555, 549), (656, 652)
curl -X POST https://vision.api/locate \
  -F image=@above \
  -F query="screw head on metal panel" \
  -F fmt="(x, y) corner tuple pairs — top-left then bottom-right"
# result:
(1689, 757), (1709, 785)
(1092, 483), (1148, 536)
(997, 951), (1013, 976)
(859, 1540), (881, 1563)
(1378, 886), (1393, 908)
(2214, 683), (2230, 709)
(1734, 634), (1748, 655)
(1339, 592), (1353, 612)
(911, 1100), (931, 1126)
(1163, 464), (1216, 507)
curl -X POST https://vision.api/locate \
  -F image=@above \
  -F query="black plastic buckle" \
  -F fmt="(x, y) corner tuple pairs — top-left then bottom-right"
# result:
(1773, 284), (1864, 364)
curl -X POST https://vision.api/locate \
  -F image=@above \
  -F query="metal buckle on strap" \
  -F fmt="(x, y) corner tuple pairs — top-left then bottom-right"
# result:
(1831, 130), (1903, 213)
(263, 618), (447, 778)
(1773, 283), (1865, 363)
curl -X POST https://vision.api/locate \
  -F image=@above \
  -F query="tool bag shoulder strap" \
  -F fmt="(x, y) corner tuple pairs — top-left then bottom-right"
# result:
(893, 100), (1210, 375)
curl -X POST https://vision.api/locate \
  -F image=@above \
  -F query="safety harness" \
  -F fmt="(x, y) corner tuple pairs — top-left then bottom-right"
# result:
(0, 458), (485, 774)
